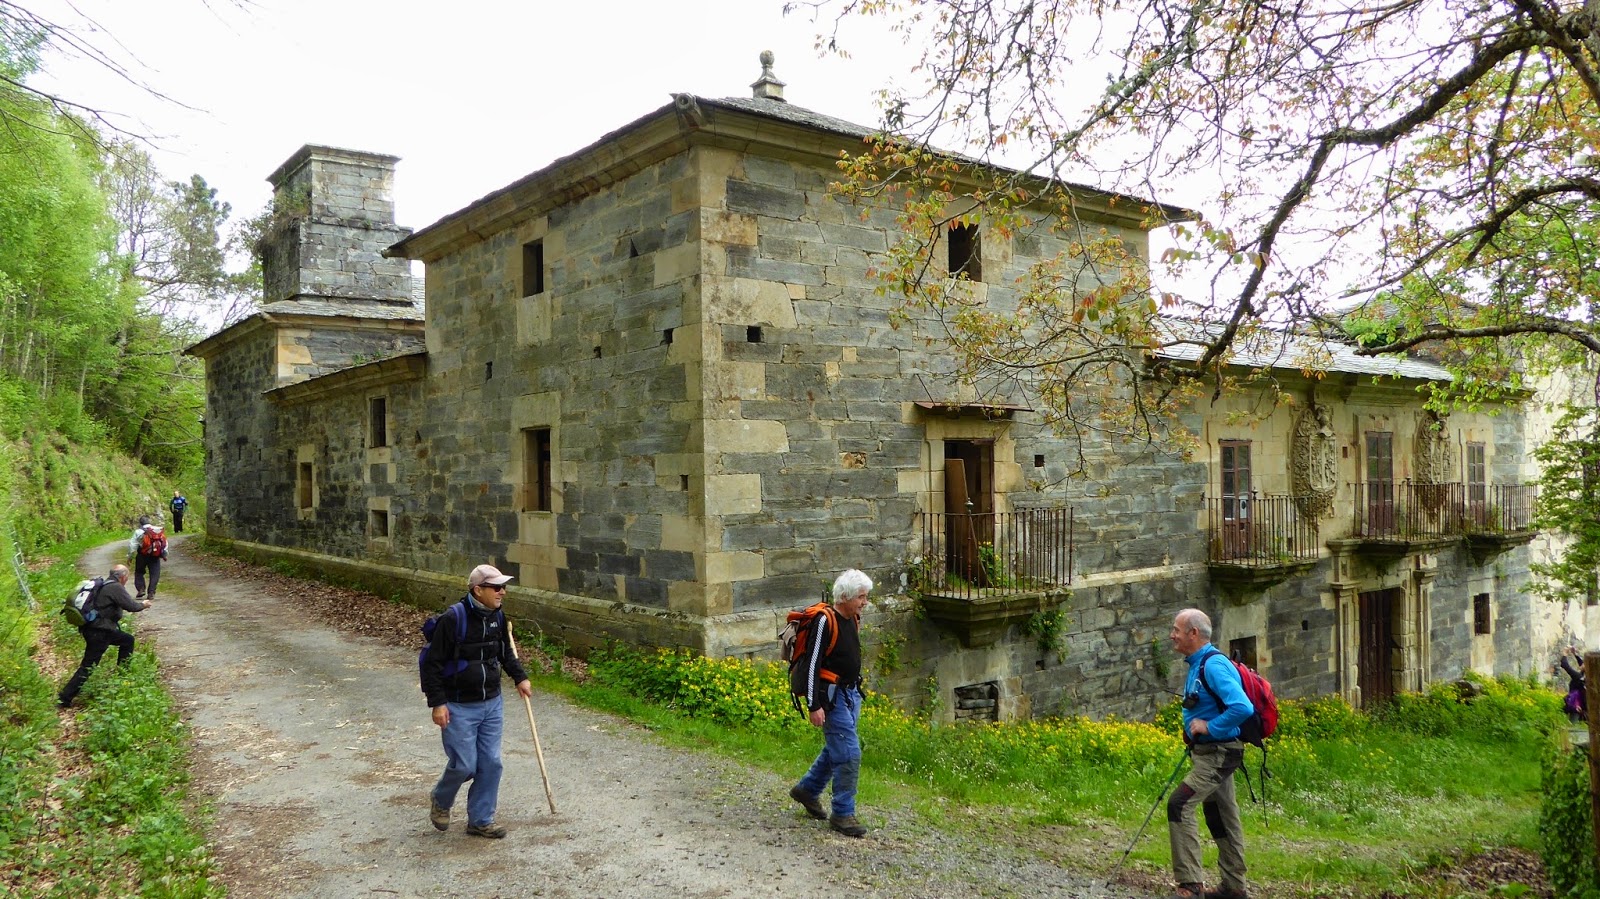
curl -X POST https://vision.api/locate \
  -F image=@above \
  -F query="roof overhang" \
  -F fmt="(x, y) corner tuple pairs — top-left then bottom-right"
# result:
(265, 350), (429, 407)
(913, 400), (1031, 418)
(186, 305), (424, 361)
(387, 97), (1195, 264)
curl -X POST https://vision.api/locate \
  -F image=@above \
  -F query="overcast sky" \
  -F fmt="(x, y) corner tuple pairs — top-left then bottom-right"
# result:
(27, 0), (915, 233)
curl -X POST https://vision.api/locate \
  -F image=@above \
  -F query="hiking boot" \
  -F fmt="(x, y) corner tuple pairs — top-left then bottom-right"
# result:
(788, 785), (826, 820)
(828, 814), (867, 838)
(429, 799), (449, 831)
(1172, 884), (1206, 899)
(1204, 887), (1248, 899)
(464, 822), (507, 839)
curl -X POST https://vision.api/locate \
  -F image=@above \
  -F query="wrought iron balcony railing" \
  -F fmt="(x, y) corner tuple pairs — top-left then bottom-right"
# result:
(1204, 493), (1321, 566)
(912, 508), (1074, 600)
(1350, 481), (1536, 541)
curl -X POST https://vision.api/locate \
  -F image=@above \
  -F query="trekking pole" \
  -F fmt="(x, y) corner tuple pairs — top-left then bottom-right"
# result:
(1107, 745), (1191, 886)
(506, 622), (557, 814)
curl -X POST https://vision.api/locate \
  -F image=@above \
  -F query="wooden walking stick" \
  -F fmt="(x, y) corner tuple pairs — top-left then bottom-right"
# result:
(507, 622), (557, 814)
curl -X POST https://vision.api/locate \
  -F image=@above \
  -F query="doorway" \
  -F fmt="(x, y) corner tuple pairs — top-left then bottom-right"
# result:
(1358, 588), (1400, 707)
(944, 439), (995, 587)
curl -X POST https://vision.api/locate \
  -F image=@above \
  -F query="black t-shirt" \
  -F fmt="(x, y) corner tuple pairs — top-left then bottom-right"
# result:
(822, 612), (862, 690)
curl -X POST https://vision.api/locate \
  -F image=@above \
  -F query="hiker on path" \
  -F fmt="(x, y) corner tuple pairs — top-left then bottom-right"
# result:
(1167, 608), (1253, 899)
(58, 564), (150, 709)
(788, 568), (871, 838)
(421, 564), (532, 839)
(1556, 645), (1587, 724)
(170, 491), (188, 533)
(129, 515), (167, 600)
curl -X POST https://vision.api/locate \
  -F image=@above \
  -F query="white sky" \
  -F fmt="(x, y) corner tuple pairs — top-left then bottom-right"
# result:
(26, 0), (916, 235)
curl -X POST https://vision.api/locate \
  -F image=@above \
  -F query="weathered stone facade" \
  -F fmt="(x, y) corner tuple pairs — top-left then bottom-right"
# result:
(190, 75), (1554, 724)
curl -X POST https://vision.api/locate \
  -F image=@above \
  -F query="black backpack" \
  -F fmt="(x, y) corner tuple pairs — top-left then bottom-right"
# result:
(417, 601), (505, 689)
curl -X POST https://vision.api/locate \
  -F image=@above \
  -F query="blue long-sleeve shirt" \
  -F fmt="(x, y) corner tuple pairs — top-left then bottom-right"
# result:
(1183, 645), (1254, 743)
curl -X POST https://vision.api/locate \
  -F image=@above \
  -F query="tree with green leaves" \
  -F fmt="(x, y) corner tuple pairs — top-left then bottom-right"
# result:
(1531, 403), (1600, 605)
(801, 0), (1600, 454)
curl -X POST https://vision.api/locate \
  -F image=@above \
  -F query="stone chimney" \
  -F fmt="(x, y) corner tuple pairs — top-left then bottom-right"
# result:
(750, 50), (786, 102)
(261, 145), (415, 306)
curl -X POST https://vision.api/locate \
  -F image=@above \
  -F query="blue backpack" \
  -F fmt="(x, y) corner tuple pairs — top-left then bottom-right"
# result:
(417, 601), (504, 685)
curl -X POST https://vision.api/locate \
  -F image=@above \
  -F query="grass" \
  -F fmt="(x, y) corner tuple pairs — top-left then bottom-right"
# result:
(0, 526), (222, 898)
(551, 644), (1562, 896)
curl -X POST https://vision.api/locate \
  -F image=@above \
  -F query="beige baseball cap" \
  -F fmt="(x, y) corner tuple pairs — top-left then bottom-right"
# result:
(468, 564), (514, 588)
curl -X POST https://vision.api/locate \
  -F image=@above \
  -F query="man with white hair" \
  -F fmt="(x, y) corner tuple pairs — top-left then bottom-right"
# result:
(1166, 608), (1253, 899)
(789, 568), (871, 837)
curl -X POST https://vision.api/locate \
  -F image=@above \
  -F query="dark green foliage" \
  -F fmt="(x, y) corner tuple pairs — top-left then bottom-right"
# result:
(1531, 406), (1600, 607)
(1539, 745), (1599, 898)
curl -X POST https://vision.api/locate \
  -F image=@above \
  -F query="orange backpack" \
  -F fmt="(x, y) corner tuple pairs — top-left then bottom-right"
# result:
(778, 602), (840, 715)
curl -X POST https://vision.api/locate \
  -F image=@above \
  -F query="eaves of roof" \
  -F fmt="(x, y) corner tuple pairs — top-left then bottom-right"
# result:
(387, 95), (1196, 264)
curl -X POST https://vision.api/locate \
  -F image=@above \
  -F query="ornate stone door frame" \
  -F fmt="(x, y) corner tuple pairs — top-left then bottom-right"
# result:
(1328, 544), (1437, 706)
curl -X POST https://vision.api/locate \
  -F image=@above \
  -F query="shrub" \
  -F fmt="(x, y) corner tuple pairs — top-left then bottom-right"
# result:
(1374, 672), (1562, 742)
(1539, 742), (1599, 898)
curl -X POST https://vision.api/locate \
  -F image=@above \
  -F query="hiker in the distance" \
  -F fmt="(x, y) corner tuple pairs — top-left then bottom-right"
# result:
(1556, 645), (1587, 724)
(58, 564), (149, 709)
(1167, 608), (1253, 899)
(421, 564), (531, 839)
(169, 490), (188, 533)
(789, 568), (871, 838)
(129, 515), (167, 600)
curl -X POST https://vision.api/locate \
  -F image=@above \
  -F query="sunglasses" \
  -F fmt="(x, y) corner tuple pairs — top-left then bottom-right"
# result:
(479, 583), (507, 592)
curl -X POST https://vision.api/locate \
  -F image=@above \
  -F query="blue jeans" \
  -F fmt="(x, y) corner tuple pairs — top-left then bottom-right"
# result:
(796, 685), (862, 817)
(431, 694), (505, 827)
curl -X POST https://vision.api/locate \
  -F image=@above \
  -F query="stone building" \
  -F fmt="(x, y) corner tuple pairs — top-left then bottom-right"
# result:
(190, 58), (1553, 722)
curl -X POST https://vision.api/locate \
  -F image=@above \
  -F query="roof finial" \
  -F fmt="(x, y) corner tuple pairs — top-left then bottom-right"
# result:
(751, 50), (786, 102)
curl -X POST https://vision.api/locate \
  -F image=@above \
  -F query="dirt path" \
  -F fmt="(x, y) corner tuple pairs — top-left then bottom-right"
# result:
(87, 538), (1142, 899)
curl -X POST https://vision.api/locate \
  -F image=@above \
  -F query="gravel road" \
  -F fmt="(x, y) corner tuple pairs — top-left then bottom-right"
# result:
(84, 537), (1156, 899)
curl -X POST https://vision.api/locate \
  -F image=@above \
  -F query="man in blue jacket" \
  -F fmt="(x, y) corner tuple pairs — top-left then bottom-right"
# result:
(421, 564), (532, 838)
(1167, 608), (1252, 899)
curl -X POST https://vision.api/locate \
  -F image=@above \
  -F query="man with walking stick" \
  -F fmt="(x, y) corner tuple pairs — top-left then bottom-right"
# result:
(1166, 608), (1253, 899)
(422, 564), (532, 838)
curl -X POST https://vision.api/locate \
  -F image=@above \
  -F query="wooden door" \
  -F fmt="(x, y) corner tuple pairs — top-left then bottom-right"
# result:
(1365, 431), (1395, 536)
(1358, 588), (1398, 707)
(944, 440), (995, 587)
(1220, 441), (1252, 559)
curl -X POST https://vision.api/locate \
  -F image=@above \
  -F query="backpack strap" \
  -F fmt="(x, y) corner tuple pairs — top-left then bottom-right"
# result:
(819, 605), (840, 657)
(1194, 647), (1229, 707)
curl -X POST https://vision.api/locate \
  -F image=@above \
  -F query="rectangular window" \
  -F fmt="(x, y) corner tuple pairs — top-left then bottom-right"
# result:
(1220, 441), (1252, 521)
(369, 396), (387, 448)
(370, 509), (389, 538)
(948, 222), (981, 281)
(522, 240), (545, 296)
(1467, 442), (1486, 504)
(1229, 636), (1259, 670)
(523, 428), (552, 512)
(1473, 593), (1492, 635)
(297, 462), (314, 510)
(1365, 431), (1395, 534)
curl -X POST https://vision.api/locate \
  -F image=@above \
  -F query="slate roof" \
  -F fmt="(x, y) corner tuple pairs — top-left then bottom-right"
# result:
(257, 296), (423, 322)
(1156, 322), (1453, 381)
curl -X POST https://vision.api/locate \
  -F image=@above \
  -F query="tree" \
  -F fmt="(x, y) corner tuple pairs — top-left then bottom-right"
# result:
(804, 0), (1600, 456)
(1531, 403), (1600, 605)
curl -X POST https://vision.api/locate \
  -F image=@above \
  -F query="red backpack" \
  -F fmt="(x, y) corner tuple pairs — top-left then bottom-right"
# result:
(778, 602), (841, 715)
(1197, 650), (1279, 747)
(138, 527), (167, 557)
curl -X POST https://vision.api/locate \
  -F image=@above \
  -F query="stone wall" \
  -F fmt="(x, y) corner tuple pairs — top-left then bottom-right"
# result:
(203, 129), (1552, 725)
(263, 146), (415, 305)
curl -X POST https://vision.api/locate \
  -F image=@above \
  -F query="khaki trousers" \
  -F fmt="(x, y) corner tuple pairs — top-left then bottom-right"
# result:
(1167, 742), (1247, 891)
